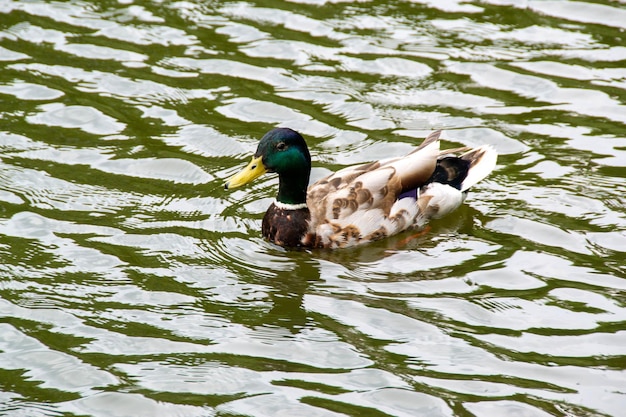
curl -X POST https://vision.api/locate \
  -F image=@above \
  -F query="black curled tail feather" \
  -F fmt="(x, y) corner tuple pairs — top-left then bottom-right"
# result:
(426, 145), (497, 192)
(426, 157), (471, 190)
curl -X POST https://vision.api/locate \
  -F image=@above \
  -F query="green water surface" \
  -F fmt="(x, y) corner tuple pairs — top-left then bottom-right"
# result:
(0, 1), (625, 416)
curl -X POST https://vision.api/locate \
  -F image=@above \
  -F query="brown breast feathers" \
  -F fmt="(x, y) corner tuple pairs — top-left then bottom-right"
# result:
(262, 203), (311, 247)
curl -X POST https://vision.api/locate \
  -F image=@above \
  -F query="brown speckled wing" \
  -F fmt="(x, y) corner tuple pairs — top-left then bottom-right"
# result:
(305, 131), (442, 244)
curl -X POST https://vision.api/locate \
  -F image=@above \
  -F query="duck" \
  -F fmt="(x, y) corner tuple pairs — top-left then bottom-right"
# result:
(224, 128), (497, 249)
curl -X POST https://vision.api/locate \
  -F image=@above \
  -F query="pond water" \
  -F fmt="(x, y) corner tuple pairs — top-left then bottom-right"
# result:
(0, 1), (625, 416)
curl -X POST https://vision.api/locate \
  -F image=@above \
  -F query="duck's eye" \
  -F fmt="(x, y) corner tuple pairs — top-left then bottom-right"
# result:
(276, 142), (287, 151)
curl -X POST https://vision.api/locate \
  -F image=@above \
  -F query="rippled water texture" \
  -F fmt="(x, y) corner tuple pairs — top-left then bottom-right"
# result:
(1, 1), (625, 416)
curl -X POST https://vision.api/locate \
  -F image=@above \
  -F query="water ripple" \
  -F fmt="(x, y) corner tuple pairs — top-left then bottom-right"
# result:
(1, 0), (625, 416)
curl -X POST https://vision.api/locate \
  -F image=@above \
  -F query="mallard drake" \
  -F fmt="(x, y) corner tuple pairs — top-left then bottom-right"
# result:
(225, 128), (496, 249)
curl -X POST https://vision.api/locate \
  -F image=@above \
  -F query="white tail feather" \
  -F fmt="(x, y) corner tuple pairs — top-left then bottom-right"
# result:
(460, 145), (497, 192)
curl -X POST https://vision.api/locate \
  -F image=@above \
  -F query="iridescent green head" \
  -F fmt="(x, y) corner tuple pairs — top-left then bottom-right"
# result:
(225, 128), (312, 205)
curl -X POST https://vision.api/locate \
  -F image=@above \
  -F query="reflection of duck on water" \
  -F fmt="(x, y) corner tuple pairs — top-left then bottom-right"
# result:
(225, 128), (496, 249)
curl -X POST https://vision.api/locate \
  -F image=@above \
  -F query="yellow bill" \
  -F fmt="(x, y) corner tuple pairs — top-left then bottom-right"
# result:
(224, 155), (266, 189)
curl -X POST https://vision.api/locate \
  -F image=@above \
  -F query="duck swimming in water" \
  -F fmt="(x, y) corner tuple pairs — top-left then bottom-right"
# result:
(225, 128), (496, 249)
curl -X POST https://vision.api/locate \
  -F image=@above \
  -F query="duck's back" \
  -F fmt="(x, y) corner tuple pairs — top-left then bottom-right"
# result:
(303, 131), (443, 248)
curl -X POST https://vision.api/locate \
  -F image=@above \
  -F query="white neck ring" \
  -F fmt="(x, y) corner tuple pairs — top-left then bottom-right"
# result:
(273, 200), (308, 210)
